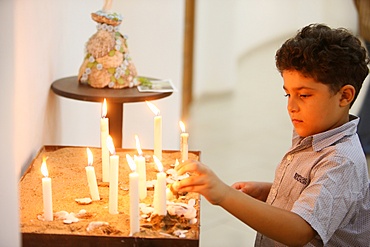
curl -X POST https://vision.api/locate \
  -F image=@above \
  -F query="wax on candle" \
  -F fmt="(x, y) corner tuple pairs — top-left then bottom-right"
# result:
(101, 98), (110, 182)
(153, 155), (167, 216)
(85, 148), (100, 201)
(126, 154), (140, 235)
(41, 157), (53, 221)
(107, 135), (119, 214)
(179, 121), (189, 162)
(134, 135), (147, 200)
(146, 101), (162, 160)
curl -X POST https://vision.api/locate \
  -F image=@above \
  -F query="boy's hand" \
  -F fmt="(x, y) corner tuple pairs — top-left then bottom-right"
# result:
(172, 160), (230, 205)
(231, 181), (272, 202)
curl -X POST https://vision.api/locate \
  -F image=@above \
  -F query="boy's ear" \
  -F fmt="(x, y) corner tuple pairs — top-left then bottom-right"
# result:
(339, 85), (355, 107)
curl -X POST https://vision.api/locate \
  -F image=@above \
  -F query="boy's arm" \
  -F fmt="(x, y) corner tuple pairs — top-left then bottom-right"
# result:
(218, 185), (316, 246)
(231, 181), (272, 202)
(174, 161), (316, 246)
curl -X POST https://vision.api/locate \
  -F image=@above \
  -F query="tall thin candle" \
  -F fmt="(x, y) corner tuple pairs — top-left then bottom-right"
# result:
(101, 98), (110, 182)
(107, 135), (119, 214)
(146, 101), (162, 160)
(126, 154), (140, 235)
(153, 155), (167, 216)
(134, 135), (147, 200)
(85, 148), (100, 201)
(41, 157), (53, 221)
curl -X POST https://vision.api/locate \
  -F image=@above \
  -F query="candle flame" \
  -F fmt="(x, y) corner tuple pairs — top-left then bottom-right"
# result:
(41, 156), (49, 177)
(135, 135), (143, 156)
(126, 154), (137, 172)
(146, 101), (160, 116)
(179, 121), (186, 133)
(102, 98), (107, 118)
(153, 155), (163, 172)
(106, 135), (116, 155)
(87, 148), (93, 166)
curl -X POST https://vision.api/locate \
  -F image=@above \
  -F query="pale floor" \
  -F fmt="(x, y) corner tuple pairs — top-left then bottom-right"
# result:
(187, 38), (370, 247)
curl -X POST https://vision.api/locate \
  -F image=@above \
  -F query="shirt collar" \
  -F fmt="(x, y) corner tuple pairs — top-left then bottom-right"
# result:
(292, 115), (359, 152)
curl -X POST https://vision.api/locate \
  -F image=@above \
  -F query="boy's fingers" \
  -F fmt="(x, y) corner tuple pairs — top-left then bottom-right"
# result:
(175, 160), (203, 175)
(172, 174), (204, 192)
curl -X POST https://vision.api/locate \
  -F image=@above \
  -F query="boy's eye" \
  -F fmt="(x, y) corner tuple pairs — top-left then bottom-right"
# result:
(300, 94), (310, 98)
(284, 94), (290, 98)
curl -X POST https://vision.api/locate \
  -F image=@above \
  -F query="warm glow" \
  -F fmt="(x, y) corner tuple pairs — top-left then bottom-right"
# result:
(135, 135), (143, 156)
(87, 148), (93, 166)
(106, 135), (116, 155)
(102, 98), (107, 118)
(41, 156), (49, 177)
(126, 154), (137, 172)
(146, 101), (160, 116)
(153, 155), (163, 172)
(179, 121), (186, 133)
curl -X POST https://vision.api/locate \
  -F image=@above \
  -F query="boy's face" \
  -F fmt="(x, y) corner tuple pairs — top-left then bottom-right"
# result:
(282, 70), (349, 138)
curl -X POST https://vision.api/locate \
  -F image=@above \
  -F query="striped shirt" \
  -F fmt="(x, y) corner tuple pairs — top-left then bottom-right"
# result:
(255, 115), (370, 246)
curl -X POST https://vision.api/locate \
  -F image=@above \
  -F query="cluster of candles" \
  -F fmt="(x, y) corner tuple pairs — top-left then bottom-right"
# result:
(40, 99), (189, 235)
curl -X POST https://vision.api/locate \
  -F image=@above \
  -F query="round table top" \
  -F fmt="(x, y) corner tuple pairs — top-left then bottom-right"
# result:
(51, 76), (173, 103)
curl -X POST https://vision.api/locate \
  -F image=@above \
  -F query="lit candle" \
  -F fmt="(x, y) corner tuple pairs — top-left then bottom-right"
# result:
(126, 154), (140, 235)
(134, 135), (147, 200)
(153, 155), (167, 216)
(107, 135), (119, 214)
(146, 101), (162, 161)
(41, 157), (53, 221)
(179, 121), (189, 162)
(85, 148), (100, 201)
(101, 98), (110, 182)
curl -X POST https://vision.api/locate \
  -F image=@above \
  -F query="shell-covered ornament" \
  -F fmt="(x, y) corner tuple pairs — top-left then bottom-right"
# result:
(78, 9), (138, 89)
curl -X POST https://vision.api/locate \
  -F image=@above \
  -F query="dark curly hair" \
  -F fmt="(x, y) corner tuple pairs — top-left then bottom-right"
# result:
(275, 23), (369, 107)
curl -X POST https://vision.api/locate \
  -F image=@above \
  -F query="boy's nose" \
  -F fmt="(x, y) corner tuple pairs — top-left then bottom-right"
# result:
(287, 98), (299, 112)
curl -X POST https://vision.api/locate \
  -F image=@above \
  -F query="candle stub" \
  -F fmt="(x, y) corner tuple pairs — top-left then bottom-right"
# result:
(153, 155), (167, 216)
(86, 148), (100, 201)
(179, 121), (189, 162)
(41, 157), (53, 221)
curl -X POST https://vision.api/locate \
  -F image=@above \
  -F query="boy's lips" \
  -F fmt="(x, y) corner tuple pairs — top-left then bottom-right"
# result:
(292, 118), (303, 124)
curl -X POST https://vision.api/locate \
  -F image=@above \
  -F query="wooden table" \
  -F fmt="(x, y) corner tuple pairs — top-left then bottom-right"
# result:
(51, 76), (172, 147)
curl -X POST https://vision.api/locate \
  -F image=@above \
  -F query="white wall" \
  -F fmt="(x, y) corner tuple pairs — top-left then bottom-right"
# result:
(0, 0), (184, 245)
(193, 0), (358, 99)
(0, 1), (19, 246)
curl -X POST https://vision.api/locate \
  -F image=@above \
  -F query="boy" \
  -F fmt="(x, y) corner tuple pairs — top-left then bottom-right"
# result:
(173, 24), (370, 246)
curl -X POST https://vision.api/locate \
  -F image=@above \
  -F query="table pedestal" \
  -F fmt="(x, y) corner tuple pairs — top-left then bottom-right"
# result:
(51, 76), (172, 147)
(108, 102), (123, 147)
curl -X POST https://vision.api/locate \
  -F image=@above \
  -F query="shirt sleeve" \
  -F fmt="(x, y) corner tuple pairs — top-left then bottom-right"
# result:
(291, 155), (361, 245)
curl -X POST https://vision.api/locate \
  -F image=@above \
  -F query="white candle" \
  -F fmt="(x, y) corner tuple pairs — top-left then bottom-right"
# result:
(107, 135), (119, 214)
(146, 101), (162, 160)
(85, 148), (100, 201)
(101, 98), (110, 182)
(153, 155), (167, 216)
(134, 135), (147, 200)
(179, 121), (189, 162)
(126, 154), (140, 235)
(41, 157), (53, 221)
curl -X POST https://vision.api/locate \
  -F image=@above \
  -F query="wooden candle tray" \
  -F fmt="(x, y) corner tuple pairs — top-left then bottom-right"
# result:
(19, 146), (201, 247)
